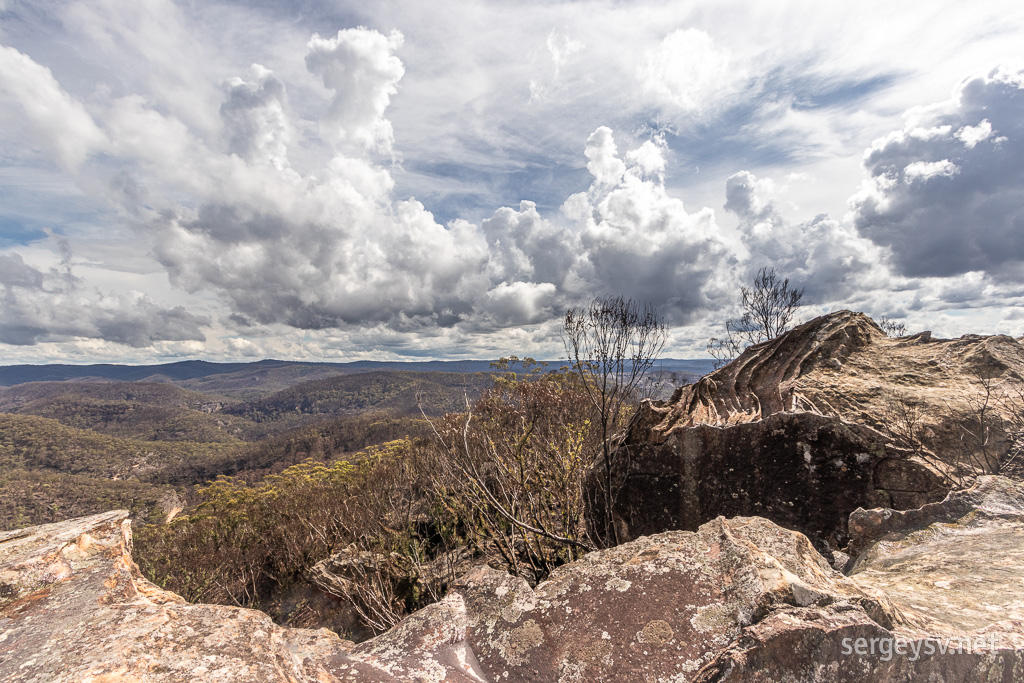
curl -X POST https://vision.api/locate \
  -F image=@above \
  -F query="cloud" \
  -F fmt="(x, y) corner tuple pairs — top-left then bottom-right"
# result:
(0, 44), (106, 168)
(482, 200), (579, 293)
(6, 6), (1024, 360)
(131, 29), (738, 338)
(62, 0), (223, 134)
(724, 170), (897, 304)
(305, 28), (405, 155)
(565, 129), (738, 324)
(902, 159), (959, 182)
(850, 67), (1024, 278)
(225, 337), (265, 358)
(639, 28), (737, 113)
(0, 250), (208, 346)
(220, 64), (293, 169)
(547, 30), (584, 77)
(483, 281), (558, 326)
(581, 126), (627, 189)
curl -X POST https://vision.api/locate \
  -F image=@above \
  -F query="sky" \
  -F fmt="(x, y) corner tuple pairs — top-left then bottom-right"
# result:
(2, 0), (1024, 364)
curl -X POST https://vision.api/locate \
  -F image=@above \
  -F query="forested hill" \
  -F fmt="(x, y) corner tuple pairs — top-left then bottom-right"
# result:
(0, 359), (502, 386)
(0, 358), (717, 391)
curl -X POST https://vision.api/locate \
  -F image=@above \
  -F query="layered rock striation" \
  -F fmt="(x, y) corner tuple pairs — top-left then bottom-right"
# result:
(595, 310), (1024, 548)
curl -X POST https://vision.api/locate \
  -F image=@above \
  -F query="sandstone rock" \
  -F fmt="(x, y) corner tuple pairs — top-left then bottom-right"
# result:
(849, 475), (1024, 633)
(698, 475), (1024, 682)
(0, 511), (358, 682)
(326, 513), (904, 682)
(596, 310), (1024, 547)
(4, 493), (1024, 681)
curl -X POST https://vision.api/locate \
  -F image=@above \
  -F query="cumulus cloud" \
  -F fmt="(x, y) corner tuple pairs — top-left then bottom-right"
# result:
(0, 251), (208, 346)
(0, 44), (106, 168)
(220, 64), (293, 169)
(851, 67), (1024, 278)
(128, 30), (738, 338)
(581, 126), (627, 189)
(306, 28), (405, 155)
(11, 13), (1024, 359)
(725, 170), (897, 304)
(564, 129), (737, 324)
(482, 200), (579, 294)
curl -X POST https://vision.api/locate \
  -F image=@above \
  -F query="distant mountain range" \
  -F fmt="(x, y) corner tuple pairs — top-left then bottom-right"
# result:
(0, 358), (717, 388)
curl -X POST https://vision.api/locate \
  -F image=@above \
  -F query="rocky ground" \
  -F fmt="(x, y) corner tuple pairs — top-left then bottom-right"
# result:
(2, 476), (1024, 681)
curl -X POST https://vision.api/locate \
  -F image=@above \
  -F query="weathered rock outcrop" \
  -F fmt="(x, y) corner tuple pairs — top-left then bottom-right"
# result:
(6, 481), (1024, 681)
(0, 511), (357, 681)
(849, 475), (1024, 633)
(696, 475), (1024, 682)
(596, 310), (1024, 547)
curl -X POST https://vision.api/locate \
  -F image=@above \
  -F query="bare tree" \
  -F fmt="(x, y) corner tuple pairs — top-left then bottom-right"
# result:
(877, 317), (908, 338)
(708, 267), (805, 367)
(562, 296), (667, 547)
(417, 369), (600, 584)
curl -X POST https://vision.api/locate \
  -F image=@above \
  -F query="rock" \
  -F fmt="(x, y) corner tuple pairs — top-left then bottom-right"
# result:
(831, 549), (853, 574)
(338, 513), (903, 682)
(598, 411), (937, 552)
(0, 511), (358, 682)
(698, 475), (1024, 682)
(595, 310), (1024, 547)
(4, 493), (1024, 681)
(848, 476), (1024, 633)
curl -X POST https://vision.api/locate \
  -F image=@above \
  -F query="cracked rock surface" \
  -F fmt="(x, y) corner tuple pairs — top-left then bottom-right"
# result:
(599, 310), (1024, 548)
(3, 479), (1024, 681)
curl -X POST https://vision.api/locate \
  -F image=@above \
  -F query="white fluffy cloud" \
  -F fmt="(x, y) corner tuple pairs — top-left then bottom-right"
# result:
(220, 64), (293, 169)
(0, 44), (106, 168)
(78, 29), (740, 340)
(566, 129), (737, 323)
(306, 28), (405, 156)
(3, 1), (1024, 362)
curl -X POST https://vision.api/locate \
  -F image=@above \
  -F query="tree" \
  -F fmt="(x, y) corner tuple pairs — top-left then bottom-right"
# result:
(877, 317), (907, 338)
(421, 368), (600, 580)
(707, 267), (805, 367)
(561, 296), (667, 546)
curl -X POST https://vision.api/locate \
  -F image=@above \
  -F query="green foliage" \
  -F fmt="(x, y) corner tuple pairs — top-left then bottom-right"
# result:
(0, 413), (239, 484)
(0, 468), (172, 530)
(222, 370), (493, 427)
(134, 439), (443, 618)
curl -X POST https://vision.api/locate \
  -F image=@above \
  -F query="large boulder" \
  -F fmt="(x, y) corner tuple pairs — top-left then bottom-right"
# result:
(0, 511), (358, 682)
(848, 475), (1024, 633)
(594, 310), (1024, 547)
(350, 515), (894, 682)
(4, 486), (1024, 681)
(698, 475), (1024, 682)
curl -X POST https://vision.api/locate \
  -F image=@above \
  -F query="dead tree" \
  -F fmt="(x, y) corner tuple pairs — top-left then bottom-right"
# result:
(708, 267), (805, 367)
(562, 296), (667, 547)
